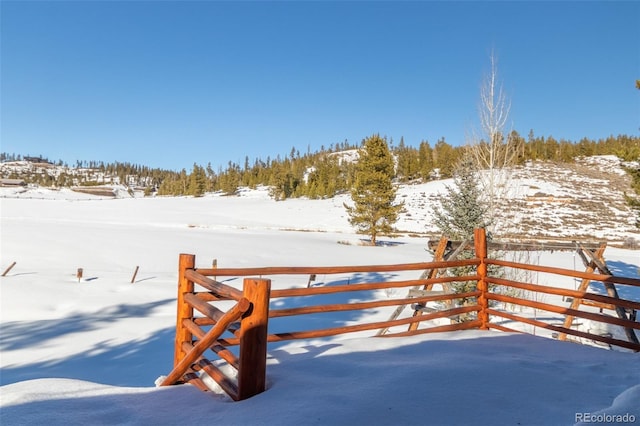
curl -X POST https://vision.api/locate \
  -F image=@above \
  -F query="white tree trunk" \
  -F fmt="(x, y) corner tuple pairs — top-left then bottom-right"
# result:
(466, 52), (519, 237)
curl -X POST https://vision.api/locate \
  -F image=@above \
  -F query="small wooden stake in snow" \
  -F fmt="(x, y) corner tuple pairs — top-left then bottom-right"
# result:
(131, 266), (139, 283)
(307, 274), (316, 288)
(77, 268), (83, 282)
(2, 261), (17, 277)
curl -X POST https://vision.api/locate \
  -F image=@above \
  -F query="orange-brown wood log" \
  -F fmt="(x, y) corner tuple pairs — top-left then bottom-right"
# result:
(181, 324), (240, 369)
(579, 299), (616, 310)
(192, 317), (241, 335)
(270, 275), (480, 299)
(182, 372), (209, 392)
(194, 259), (480, 278)
(429, 239), (603, 252)
(195, 292), (232, 302)
(184, 293), (227, 322)
(174, 254), (196, 366)
(267, 305), (481, 342)
(182, 318), (205, 338)
(184, 269), (243, 300)
(238, 278), (271, 400)
(577, 248), (640, 345)
(408, 236), (451, 332)
(218, 304), (480, 347)
(486, 259), (640, 287)
(559, 245), (607, 342)
(384, 319), (482, 338)
(487, 293), (640, 331)
(195, 358), (239, 401)
(486, 277), (640, 311)
(209, 343), (240, 370)
(162, 297), (250, 386)
(269, 291), (481, 318)
(486, 322), (520, 333)
(486, 309), (640, 352)
(475, 228), (489, 329)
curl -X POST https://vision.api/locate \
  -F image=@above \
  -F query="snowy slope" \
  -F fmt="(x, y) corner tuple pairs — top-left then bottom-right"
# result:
(1, 162), (639, 425)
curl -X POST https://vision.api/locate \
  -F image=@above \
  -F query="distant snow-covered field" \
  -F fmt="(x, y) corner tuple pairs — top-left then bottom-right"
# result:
(1, 171), (639, 425)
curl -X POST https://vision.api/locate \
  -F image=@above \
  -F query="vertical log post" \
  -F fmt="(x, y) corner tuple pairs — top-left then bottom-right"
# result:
(175, 254), (196, 367)
(474, 228), (489, 330)
(238, 277), (271, 400)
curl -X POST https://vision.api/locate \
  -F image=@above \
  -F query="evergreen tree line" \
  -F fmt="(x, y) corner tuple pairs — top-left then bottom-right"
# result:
(159, 131), (640, 198)
(2, 132), (639, 198)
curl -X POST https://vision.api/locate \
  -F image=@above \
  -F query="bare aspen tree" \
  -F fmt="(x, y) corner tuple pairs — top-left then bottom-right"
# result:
(467, 52), (519, 237)
(463, 52), (535, 300)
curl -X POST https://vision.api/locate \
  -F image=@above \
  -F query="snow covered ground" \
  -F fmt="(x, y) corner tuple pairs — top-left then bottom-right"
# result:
(1, 181), (639, 425)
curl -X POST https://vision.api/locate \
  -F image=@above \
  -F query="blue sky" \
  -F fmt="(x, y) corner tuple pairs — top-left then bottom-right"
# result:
(2, 1), (639, 171)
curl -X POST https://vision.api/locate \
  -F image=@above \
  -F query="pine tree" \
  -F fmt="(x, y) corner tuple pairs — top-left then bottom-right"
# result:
(394, 137), (420, 182)
(268, 161), (299, 200)
(432, 156), (489, 240)
(219, 162), (240, 195)
(187, 164), (207, 197)
(344, 134), (403, 246)
(418, 140), (435, 181)
(305, 154), (343, 199)
(431, 156), (495, 317)
(433, 138), (458, 178)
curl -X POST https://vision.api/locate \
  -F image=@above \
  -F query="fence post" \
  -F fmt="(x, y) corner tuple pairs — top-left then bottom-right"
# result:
(2, 261), (17, 277)
(238, 277), (271, 400)
(175, 254), (196, 367)
(474, 228), (489, 330)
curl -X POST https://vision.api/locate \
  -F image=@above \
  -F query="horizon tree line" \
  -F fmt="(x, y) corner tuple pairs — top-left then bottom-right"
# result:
(2, 132), (639, 199)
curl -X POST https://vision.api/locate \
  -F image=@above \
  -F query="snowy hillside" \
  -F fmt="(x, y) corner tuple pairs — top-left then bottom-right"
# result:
(1, 156), (639, 425)
(395, 156), (640, 243)
(4, 155), (638, 244)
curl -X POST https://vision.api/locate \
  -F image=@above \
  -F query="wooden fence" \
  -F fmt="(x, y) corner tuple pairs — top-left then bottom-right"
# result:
(161, 228), (640, 400)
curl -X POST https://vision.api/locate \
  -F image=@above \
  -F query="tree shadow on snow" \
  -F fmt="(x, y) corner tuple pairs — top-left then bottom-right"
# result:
(133, 275), (157, 283)
(3, 333), (628, 426)
(589, 260), (640, 302)
(358, 238), (406, 247)
(266, 271), (400, 349)
(0, 299), (177, 387)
